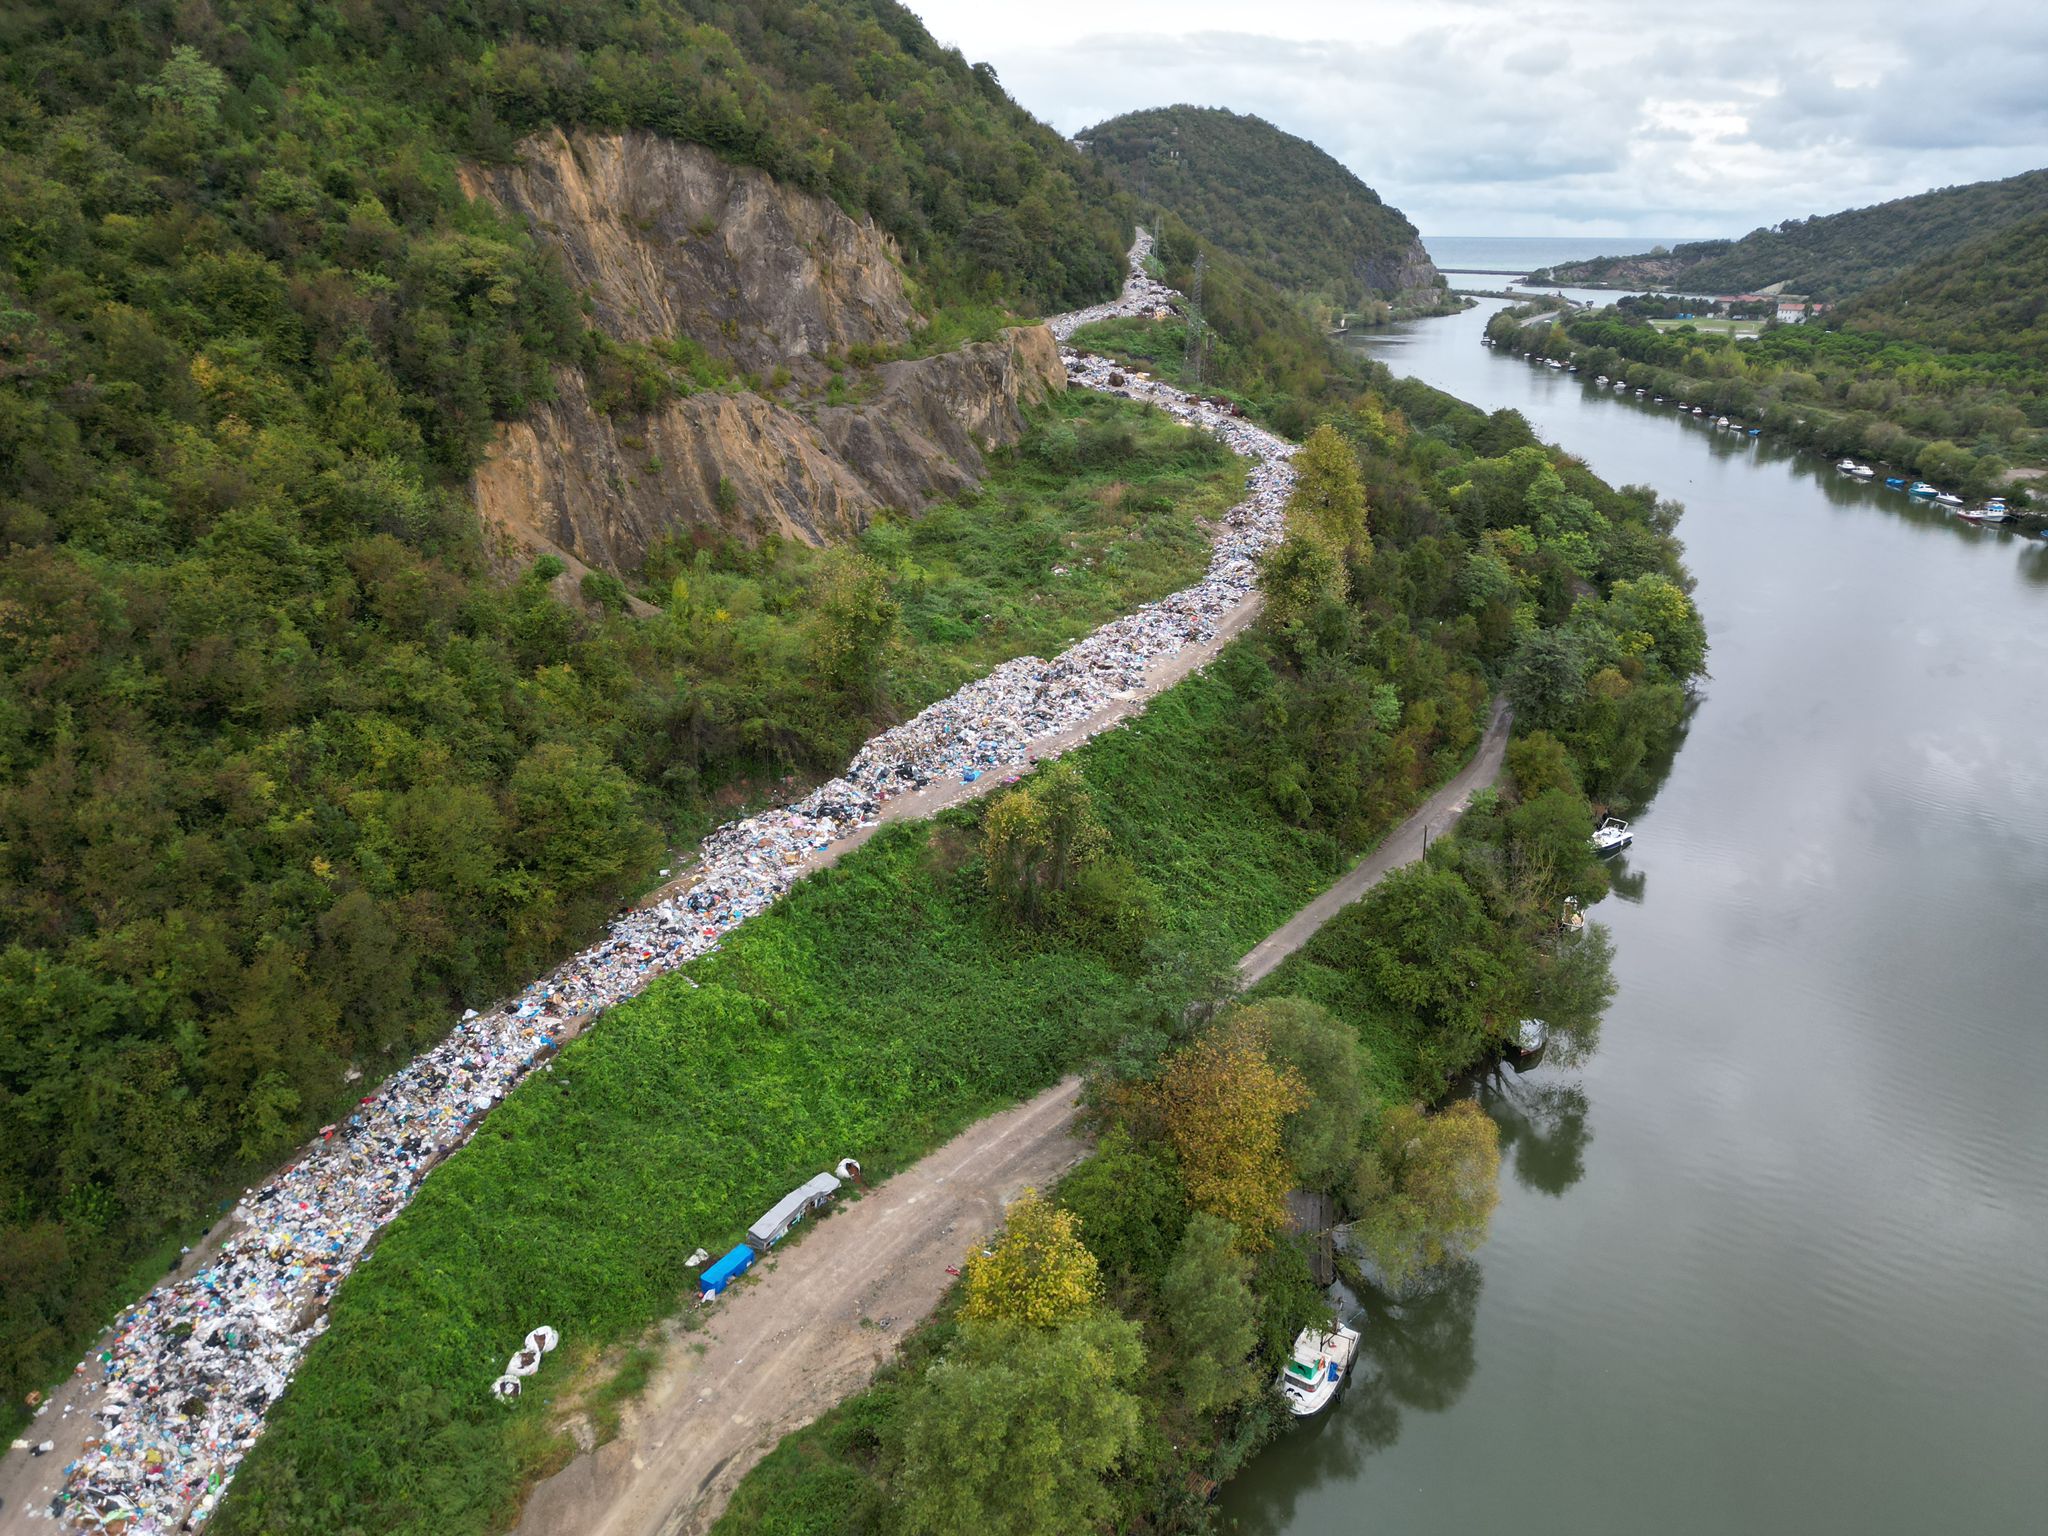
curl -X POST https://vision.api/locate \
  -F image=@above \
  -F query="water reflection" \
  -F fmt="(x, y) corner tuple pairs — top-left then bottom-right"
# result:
(1227, 1263), (1487, 1532)
(1482, 1073), (1592, 1198)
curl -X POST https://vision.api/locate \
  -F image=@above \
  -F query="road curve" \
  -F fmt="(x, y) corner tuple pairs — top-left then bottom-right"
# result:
(516, 699), (1513, 1536)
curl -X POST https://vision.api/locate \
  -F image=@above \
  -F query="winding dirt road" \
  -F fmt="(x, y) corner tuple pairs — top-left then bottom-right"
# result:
(512, 700), (1513, 1536)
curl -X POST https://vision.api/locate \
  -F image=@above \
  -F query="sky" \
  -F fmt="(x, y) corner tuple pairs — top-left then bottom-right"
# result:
(901, 0), (2048, 239)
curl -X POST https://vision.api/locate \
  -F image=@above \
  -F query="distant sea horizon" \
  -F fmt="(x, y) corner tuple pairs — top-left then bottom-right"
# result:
(1421, 234), (1719, 275)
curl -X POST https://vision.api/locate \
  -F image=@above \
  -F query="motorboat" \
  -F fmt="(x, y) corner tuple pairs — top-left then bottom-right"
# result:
(1691, 407), (1704, 416)
(1935, 491), (1965, 508)
(1907, 482), (1938, 498)
(1279, 1324), (1362, 1416)
(1748, 427), (1762, 437)
(1590, 815), (1633, 855)
(1884, 476), (1907, 488)
(1635, 387), (1647, 397)
(1614, 378), (1627, 390)
(1595, 374), (1609, 384)
(1547, 359), (1563, 369)
(1956, 504), (2010, 522)
(1716, 416), (1731, 428)
(1836, 460), (1874, 478)
(1654, 395), (1665, 403)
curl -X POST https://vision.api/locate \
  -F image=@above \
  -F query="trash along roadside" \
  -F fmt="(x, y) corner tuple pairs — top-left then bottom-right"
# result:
(31, 232), (1296, 1535)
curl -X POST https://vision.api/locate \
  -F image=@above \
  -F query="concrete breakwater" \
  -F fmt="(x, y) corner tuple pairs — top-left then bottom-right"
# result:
(28, 234), (1297, 1535)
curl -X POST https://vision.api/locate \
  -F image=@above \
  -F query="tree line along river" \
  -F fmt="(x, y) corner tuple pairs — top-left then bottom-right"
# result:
(1220, 296), (2048, 1534)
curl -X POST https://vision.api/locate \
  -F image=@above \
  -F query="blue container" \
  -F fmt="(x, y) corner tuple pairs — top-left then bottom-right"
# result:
(699, 1243), (756, 1298)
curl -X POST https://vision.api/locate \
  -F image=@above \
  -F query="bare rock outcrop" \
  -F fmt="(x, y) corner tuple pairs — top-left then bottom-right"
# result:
(473, 327), (1062, 576)
(463, 129), (913, 373)
(465, 131), (1065, 576)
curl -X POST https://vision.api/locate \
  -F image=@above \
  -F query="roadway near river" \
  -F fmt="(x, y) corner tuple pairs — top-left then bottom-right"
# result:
(507, 704), (1513, 1536)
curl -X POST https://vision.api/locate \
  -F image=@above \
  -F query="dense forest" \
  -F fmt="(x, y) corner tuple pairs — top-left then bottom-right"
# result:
(1489, 306), (2045, 496)
(1080, 106), (1453, 318)
(1529, 167), (2048, 299)
(0, 0), (1153, 1422)
(1837, 210), (2048, 365)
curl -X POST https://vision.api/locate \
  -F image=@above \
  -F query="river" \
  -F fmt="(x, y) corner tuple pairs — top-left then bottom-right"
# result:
(1220, 299), (2048, 1533)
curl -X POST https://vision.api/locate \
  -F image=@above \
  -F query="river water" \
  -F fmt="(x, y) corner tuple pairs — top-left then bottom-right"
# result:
(1221, 300), (2048, 1533)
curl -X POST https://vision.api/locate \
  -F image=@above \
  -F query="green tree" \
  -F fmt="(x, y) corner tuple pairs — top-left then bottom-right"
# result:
(983, 762), (1109, 927)
(1057, 1129), (1189, 1290)
(1286, 424), (1370, 556)
(1604, 573), (1707, 680)
(895, 1312), (1145, 1536)
(1232, 997), (1368, 1190)
(1159, 1212), (1262, 1415)
(1349, 1100), (1502, 1288)
(1259, 525), (1348, 660)
(809, 547), (900, 699)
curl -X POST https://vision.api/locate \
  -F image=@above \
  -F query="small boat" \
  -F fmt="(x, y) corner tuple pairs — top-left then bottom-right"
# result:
(1692, 407), (1704, 416)
(1935, 491), (1964, 508)
(1547, 359), (1563, 369)
(1907, 482), (1938, 498)
(1654, 395), (1665, 403)
(1836, 459), (1874, 478)
(1509, 1017), (1550, 1065)
(1716, 416), (1730, 428)
(1595, 374), (1609, 385)
(1561, 895), (1585, 934)
(1635, 387), (1647, 397)
(1567, 364), (1580, 373)
(1279, 1324), (1362, 1417)
(1590, 815), (1632, 856)
(1956, 504), (2010, 523)
(1748, 427), (1762, 437)
(1884, 476), (1907, 488)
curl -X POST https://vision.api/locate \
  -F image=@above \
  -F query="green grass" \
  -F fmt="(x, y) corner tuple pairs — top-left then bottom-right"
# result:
(215, 643), (1441, 1536)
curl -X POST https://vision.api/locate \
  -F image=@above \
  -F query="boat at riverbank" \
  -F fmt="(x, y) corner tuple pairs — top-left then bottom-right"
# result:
(1279, 1324), (1362, 1416)
(1837, 459), (1875, 479)
(1590, 816), (1633, 855)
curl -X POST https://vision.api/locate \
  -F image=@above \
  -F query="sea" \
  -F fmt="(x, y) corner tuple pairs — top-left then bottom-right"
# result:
(1421, 234), (1710, 276)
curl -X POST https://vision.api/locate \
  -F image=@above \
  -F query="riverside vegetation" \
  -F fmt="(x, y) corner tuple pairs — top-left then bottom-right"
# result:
(1487, 305), (2045, 498)
(210, 271), (1703, 1531)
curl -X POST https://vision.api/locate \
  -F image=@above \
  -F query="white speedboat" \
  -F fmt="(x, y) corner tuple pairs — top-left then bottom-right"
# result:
(1836, 459), (1874, 478)
(1590, 815), (1632, 855)
(1716, 416), (1731, 428)
(1935, 491), (1964, 508)
(1279, 1324), (1362, 1416)
(1595, 374), (1609, 385)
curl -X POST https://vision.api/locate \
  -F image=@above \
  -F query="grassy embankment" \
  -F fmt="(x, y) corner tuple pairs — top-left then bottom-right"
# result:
(212, 640), (1487, 1536)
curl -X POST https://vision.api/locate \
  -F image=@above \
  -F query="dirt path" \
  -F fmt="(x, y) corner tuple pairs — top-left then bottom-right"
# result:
(510, 696), (1513, 1536)
(1236, 698), (1513, 987)
(511, 1082), (1090, 1536)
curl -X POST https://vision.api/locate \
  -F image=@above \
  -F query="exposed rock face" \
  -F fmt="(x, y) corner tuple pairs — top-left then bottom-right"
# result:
(1360, 236), (1444, 304)
(472, 327), (1062, 576)
(464, 129), (913, 373)
(465, 131), (1065, 576)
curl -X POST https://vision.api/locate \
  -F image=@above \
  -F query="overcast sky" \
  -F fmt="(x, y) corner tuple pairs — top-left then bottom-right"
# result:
(902, 0), (2048, 239)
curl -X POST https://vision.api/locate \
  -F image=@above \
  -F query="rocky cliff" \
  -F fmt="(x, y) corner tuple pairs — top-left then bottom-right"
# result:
(465, 131), (1063, 578)
(474, 328), (1061, 576)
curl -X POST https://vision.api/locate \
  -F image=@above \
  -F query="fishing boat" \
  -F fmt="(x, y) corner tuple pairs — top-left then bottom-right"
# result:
(1590, 815), (1632, 856)
(1907, 482), (1938, 498)
(1935, 491), (1965, 508)
(1278, 1324), (1362, 1417)
(1884, 476), (1907, 488)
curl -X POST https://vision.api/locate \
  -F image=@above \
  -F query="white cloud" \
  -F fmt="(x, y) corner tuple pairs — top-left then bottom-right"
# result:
(901, 0), (2048, 236)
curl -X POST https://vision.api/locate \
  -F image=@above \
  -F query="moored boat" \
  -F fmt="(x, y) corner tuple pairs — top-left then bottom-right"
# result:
(1279, 1324), (1362, 1416)
(1590, 815), (1632, 855)
(1510, 1017), (1549, 1061)
(1884, 476), (1907, 488)
(1907, 482), (1938, 498)
(1836, 459), (1874, 478)
(1957, 501), (2010, 522)
(1935, 491), (1964, 508)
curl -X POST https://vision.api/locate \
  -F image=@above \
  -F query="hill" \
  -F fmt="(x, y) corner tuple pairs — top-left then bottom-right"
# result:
(0, 0), (1152, 1426)
(1528, 167), (2048, 299)
(1079, 106), (1451, 316)
(1835, 209), (2048, 365)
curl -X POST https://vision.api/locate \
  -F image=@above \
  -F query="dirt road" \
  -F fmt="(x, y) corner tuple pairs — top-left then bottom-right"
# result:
(512, 698), (1513, 1536)
(510, 1082), (1090, 1536)
(1236, 697), (1513, 987)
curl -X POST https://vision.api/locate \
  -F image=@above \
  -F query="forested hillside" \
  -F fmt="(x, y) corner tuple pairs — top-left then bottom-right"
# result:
(1081, 106), (1451, 317)
(0, 0), (1141, 1420)
(1836, 210), (2048, 365)
(1529, 167), (2048, 298)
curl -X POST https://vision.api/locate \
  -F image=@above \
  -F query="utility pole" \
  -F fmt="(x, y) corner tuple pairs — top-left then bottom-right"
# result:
(1186, 250), (1206, 390)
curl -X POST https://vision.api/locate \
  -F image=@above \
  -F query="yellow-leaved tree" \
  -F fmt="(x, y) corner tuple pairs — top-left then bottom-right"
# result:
(1153, 1013), (1309, 1247)
(1285, 423), (1370, 560)
(960, 1189), (1101, 1328)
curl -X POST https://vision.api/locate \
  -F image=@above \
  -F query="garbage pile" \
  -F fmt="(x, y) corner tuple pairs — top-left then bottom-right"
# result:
(42, 230), (1297, 1533)
(492, 1327), (560, 1400)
